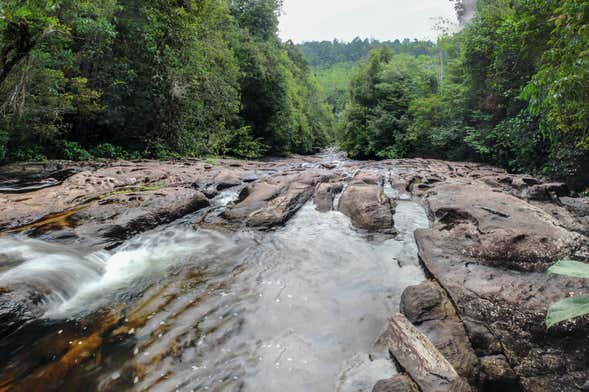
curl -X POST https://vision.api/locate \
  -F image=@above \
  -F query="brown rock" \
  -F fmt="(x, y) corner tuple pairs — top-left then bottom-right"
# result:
(338, 171), (395, 233)
(69, 188), (209, 248)
(426, 183), (582, 271)
(479, 355), (521, 390)
(213, 170), (242, 190)
(373, 374), (420, 392)
(401, 281), (479, 383)
(314, 182), (343, 212)
(525, 183), (569, 201)
(381, 313), (472, 392)
(223, 170), (329, 229)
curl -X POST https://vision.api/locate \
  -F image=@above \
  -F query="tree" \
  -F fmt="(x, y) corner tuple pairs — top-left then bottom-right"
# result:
(0, 0), (333, 161)
(338, 48), (434, 159)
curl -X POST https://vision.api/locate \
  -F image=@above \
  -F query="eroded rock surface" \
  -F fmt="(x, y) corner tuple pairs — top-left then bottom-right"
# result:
(222, 169), (332, 229)
(373, 374), (420, 392)
(2, 155), (589, 392)
(400, 280), (479, 383)
(383, 158), (589, 391)
(338, 171), (396, 234)
(379, 313), (472, 392)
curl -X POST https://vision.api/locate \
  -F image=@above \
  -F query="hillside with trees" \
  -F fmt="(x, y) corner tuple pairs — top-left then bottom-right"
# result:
(328, 0), (589, 186)
(0, 0), (333, 161)
(297, 38), (435, 68)
(297, 39), (436, 119)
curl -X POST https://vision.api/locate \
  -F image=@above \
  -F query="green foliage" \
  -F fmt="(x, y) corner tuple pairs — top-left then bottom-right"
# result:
(98, 185), (164, 200)
(314, 62), (355, 116)
(0, 0), (332, 162)
(209, 126), (269, 159)
(0, 128), (7, 162)
(91, 143), (129, 160)
(205, 157), (220, 166)
(322, 0), (589, 184)
(548, 260), (589, 279)
(298, 38), (435, 68)
(546, 295), (589, 329)
(60, 141), (92, 161)
(546, 260), (589, 328)
(338, 48), (436, 159)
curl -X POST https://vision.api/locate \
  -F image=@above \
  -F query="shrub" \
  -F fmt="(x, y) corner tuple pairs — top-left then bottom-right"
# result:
(61, 141), (93, 161)
(10, 145), (47, 162)
(0, 129), (8, 162)
(91, 143), (128, 160)
(209, 126), (269, 159)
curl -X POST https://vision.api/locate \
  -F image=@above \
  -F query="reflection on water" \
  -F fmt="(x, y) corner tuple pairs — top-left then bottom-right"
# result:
(0, 190), (429, 391)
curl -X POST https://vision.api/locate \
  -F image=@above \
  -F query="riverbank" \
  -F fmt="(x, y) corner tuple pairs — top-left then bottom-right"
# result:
(0, 153), (588, 391)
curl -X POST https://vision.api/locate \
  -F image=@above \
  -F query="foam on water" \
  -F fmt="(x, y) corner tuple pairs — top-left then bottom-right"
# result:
(0, 165), (431, 391)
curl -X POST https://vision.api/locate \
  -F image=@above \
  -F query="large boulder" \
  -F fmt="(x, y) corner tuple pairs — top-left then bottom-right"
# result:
(425, 183), (584, 272)
(338, 171), (396, 233)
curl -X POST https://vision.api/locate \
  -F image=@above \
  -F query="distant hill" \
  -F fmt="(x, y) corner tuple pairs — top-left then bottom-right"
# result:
(297, 38), (435, 68)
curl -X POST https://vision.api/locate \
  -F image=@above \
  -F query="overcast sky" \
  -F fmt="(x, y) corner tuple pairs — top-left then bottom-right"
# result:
(279, 0), (458, 43)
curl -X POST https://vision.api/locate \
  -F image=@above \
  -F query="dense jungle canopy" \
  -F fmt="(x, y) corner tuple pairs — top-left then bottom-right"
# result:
(1, 0), (589, 185)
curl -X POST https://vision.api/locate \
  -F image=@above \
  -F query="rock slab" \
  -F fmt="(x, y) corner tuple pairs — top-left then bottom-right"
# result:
(382, 313), (471, 392)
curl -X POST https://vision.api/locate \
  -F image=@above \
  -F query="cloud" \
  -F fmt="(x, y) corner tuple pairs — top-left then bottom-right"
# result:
(279, 0), (458, 43)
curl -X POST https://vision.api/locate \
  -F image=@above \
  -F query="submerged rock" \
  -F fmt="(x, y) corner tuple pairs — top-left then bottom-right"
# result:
(336, 353), (398, 392)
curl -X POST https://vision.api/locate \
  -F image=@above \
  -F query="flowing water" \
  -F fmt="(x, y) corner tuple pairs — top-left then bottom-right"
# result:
(0, 162), (429, 392)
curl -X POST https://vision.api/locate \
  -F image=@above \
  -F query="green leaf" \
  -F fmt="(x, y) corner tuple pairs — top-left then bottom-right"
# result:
(548, 260), (589, 279)
(546, 295), (589, 328)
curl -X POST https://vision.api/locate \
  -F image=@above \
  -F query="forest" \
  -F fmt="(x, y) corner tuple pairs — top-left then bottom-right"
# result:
(1, 0), (589, 186)
(0, 0), (333, 161)
(316, 0), (589, 186)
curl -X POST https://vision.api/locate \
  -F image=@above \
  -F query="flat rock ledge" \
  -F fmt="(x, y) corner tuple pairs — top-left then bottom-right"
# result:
(374, 158), (589, 392)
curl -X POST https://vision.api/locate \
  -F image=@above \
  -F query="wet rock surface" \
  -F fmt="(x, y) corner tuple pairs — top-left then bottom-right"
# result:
(379, 313), (472, 392)
(0, 154), (588, 391)
(372, 374), (420, 392)
(223, 169), (332, 229)
(400, 280), (479, 383)
(385, 158), (589, 391)
(338, 171), (396, 234)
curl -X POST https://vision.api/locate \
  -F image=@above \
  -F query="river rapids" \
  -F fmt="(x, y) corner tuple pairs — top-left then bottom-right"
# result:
(0, 156), (429, 392)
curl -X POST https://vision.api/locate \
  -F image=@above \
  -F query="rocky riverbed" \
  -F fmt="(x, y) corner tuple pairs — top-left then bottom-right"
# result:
(0, 152), (588, 392)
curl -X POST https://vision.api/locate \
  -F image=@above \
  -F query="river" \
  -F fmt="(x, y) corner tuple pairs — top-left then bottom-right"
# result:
(0, 157), (429, 392)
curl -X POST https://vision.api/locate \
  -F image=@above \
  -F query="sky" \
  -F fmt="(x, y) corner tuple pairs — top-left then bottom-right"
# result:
(279, 0), (458, 43)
